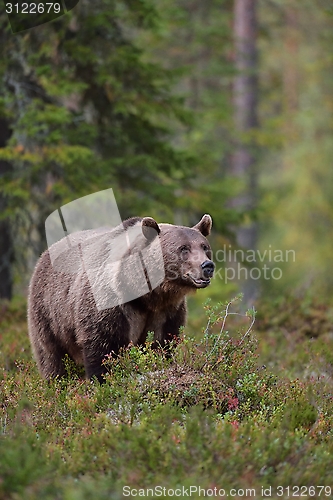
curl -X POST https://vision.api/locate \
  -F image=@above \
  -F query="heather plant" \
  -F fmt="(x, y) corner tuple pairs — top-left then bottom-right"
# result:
(101, 295), (292, 422)
(1, 296), (333, 499)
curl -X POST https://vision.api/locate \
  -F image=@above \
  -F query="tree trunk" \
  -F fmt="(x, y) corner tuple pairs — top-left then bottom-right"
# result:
(0, 118), (13, 300)
(284, 5), (299, 115)
(232, 0), (259, 304)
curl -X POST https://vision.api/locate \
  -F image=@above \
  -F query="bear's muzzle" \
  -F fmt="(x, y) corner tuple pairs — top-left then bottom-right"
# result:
(201, 260), (215, 279)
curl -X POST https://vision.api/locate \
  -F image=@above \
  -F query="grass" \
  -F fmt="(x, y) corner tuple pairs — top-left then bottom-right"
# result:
(1, 294), (333, 499)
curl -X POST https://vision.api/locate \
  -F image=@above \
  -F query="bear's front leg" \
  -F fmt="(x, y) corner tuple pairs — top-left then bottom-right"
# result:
(153, 300), (187, 352)
(83, 346), (109, 383)
(78, 309), (131, 382)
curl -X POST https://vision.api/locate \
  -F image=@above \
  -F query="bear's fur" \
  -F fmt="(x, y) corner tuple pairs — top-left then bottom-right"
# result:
(27, 214), (214, 382)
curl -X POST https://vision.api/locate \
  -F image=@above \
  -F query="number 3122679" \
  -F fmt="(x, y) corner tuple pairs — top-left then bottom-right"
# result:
(5, 3), (62, 14)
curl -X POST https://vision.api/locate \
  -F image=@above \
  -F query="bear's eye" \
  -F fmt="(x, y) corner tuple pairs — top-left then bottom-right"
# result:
(179, 245), (190, 254)
(202, 244), (209, 252)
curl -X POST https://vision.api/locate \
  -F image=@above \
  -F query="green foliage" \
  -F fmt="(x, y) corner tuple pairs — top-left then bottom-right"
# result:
(2, 0), (333, 300)
(282, 397), (317, 431)
(0, 0), (199, 276)
(258, 0), (333, 296)
(1, 296), (333, 498)
(0, 426), (55, 499)
(255, 293), (333, 380)
(256, 294), (333, 339)
(100, 295), (273, 417)
(137, 0), (241, 235)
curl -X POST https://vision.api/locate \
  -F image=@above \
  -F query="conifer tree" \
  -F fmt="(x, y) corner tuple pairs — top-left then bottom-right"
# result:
(0, 0), (193, 295)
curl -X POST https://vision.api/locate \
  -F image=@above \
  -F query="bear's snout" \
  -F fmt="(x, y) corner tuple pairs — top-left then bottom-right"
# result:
(201, 260), (215, 279)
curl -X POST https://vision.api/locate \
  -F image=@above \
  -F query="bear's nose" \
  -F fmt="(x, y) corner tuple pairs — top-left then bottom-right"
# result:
(201, 260), (215, 278)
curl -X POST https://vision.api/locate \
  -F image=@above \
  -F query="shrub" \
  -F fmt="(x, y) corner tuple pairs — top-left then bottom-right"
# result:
(102, 295), (289, 421)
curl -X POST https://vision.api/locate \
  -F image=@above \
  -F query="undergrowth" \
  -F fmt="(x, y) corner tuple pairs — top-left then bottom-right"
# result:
(0, 295), (333, 499)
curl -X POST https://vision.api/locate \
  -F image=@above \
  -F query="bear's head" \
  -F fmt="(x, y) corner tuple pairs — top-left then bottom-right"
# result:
(141, 214), (215, 290)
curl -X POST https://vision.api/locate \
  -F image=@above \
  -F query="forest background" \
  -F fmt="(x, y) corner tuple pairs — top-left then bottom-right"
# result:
(1, 0), (333, 305)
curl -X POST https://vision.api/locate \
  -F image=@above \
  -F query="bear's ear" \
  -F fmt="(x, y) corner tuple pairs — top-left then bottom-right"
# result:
(192, 214), (212, 237)
(142, 217), (161, 241)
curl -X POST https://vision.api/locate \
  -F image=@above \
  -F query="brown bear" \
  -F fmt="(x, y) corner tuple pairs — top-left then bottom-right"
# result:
(27, 214), (214, 382)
